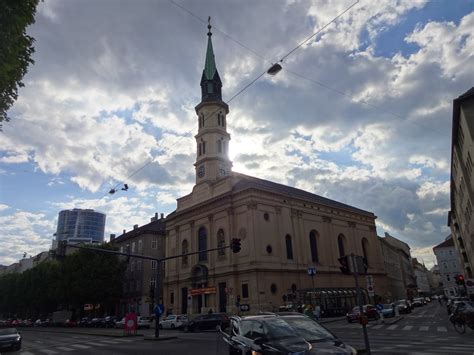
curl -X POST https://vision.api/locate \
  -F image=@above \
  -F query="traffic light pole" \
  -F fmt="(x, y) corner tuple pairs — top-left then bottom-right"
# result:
(351, 254), (371, 355)
(155, 260), (161, 339)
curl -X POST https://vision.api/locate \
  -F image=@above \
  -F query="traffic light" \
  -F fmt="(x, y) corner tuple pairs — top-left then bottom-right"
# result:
(231, 238), (241, 253)
(456, 275), (465, 286)
(338, 255), (352, 275)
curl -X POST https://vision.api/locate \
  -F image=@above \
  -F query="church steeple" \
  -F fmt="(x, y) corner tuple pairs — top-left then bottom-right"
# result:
(194, 18), (232, 185)
(200, 18), (222, 102)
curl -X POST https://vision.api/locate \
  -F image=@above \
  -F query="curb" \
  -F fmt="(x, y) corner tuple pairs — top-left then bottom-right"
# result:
(144, 335), (177, 341)
(20, 327), (144, 338)
(319, 317), (346, 324)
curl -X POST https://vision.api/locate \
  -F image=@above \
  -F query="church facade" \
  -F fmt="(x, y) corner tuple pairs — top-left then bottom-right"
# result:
(163, 24), (389, 316)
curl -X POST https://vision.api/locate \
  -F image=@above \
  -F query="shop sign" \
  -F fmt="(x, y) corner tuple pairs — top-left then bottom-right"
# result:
(189, 287), (217, 296)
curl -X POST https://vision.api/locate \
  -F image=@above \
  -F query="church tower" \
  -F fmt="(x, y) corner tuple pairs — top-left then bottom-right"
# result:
(194, 20), (232, 184)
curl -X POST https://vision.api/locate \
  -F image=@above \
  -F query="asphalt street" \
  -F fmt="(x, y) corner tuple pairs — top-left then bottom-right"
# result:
(324, 301), (474, 354)
(4, 302), (473, 355)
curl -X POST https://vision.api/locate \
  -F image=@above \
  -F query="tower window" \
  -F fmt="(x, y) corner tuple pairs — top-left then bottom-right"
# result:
(223, 116), (226, 126)
(218, 140), (222, 153)
(218, 113), (221, 126)
(207, 83), (213, 94)
(202, 141), (206, 154)
(285, 234), (293, 260)
(198, 143), (202, 156)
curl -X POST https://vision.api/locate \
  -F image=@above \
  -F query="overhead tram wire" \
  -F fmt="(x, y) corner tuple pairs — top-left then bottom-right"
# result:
(170, 0), (445, 136)
(104, 2), (361, 197)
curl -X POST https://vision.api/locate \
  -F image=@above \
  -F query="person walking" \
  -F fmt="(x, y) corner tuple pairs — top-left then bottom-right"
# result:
(304, 305), (314, 319)
(314, 305), (321, 321)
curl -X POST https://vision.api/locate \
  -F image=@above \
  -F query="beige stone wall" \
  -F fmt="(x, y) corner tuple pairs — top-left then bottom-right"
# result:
(164, 181), (389, 315)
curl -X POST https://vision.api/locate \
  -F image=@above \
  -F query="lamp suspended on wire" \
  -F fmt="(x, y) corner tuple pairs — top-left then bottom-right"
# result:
(121, 184), (129, 191)
(267, 63), (282, 76)
(108, 188), (116, 194)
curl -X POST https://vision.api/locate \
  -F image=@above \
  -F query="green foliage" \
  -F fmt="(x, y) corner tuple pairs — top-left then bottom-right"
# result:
(0, 0), (39, 129)
(0, 244), (126, 318)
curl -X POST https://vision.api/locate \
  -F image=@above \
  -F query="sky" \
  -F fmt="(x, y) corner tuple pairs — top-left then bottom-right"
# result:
(1, 0), (473, 267)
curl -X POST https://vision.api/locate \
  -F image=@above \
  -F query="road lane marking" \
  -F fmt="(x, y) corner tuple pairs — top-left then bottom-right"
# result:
(70, 344), (92, 349)
(55, 346), (75, 351)
(85, 341), (107, 346)
(372, 324), (384, 329)
(20, 352), (35, 355)
(100, 340), (122, 344)
(38, 349), (58, 354)
(402, 325), (413, 330)
(437, 326), (447, 332)
(387, 325), (398, 330)
(419, 326), (429, 331)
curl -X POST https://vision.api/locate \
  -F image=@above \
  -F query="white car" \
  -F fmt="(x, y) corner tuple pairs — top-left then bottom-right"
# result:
(137, 316), (151, 329)
(159, 314), (188, 329)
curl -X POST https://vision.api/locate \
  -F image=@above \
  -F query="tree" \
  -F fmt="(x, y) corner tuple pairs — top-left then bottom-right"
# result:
(0, 0), (40, 130)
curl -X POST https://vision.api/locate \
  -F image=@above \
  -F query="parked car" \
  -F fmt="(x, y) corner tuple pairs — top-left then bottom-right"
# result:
(0, 328), (22, 351)
(448, 299), (471, 315)
(277, 313), (357, 354)
(137, 316), (151, 329)
(104, 316), (117, 328)
(380, 304), (396, 318)
(412, 298), (424, 307)
(346, 305), (379, 323)
(115, 317), (125, 328)
(78, 317), (92, 327)
(395, 300), (411, 314)
(424, 297), (431, 303)
(182, 313), (229, 332)
(219, 314), (312, 355)
(90, 318), (106, 328)
(65, 319), (77, 327)
(34, 319), (50, 327)
(159, 314), (188, 329)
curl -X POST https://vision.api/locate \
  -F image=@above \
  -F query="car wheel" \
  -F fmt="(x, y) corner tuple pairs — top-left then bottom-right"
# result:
(184, 325), (189, 332)
(171, 324), (175, 329)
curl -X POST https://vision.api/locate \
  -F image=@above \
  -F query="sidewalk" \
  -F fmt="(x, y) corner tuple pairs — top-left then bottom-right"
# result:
(20, 326), (145, 338)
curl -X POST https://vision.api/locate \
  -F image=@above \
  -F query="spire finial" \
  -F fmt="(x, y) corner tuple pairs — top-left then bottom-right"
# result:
(207, 16), (212, 36)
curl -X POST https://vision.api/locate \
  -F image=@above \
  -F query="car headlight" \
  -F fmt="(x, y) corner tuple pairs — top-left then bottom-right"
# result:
(16, 336), (21, 341)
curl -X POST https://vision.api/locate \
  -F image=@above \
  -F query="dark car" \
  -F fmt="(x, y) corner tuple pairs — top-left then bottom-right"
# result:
(395, 300), (411, 314)
(277, 313), (356, 354)
(220, 315), (312, 355)
(182, 313), (229, 332)
(104, 316), (117, 328)
(346, 305), (379, 323)
(78, 317), (92, 327)
(412, 298), (424, 307)
(90, 318), (106, 328)
(0, 328), (22, 351)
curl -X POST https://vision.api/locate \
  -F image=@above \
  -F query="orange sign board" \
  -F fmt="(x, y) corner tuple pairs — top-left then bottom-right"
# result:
(189, 287), (217, 296)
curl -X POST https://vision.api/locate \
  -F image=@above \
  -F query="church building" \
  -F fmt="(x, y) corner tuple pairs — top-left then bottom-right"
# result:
(163, 23), (389, 316)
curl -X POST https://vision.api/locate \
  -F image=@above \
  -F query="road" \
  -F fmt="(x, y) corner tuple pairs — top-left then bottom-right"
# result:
(324, 301), (474, 354)
(5, 301), (474, 355)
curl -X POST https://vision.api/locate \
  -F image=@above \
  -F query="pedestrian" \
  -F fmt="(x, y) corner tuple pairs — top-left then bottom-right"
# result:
(304, 305), (314, 319)
(314, 305), (321, 321)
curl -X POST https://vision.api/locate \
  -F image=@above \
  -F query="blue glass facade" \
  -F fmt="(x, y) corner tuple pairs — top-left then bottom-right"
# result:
(56, 209), (106, 244)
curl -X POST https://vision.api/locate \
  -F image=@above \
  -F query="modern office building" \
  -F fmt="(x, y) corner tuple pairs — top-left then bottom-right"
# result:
(448, 87), (474, 280)
(55, 208), (106, 245)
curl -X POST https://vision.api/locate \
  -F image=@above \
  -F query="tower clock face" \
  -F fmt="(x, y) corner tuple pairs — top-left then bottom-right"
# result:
(198, 165), (205, 178)
(218, 166), (227, 177)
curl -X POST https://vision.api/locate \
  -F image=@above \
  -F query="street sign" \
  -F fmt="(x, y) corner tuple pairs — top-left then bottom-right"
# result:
(154, 304), (164, 317)
(367, 285), (375, 297)
(307, 267), (316, 276)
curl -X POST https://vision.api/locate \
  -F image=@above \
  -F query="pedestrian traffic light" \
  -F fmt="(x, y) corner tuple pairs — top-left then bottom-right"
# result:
(231, 238), (241, 253)
(456, 275), (465, 286)
(338, 255), (352, 275)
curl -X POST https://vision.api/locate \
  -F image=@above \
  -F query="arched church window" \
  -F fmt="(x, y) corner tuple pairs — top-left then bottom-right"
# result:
(217, 229), (226, 257)
(285, 234), (293, 260)
(218, 113), (221, 126)
(198, 227), (207, 261)
(218, 139), (222, 153)
(207, 83), (213, 93)
(223, 115), (226, 127)
(338, 234), (345, 257)
(182, 239), (188, 266)
(309, 230), (319, 263)
(198, 143), (202, 156)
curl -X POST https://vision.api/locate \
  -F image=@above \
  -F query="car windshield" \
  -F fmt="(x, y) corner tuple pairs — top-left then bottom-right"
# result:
(382, 304), (392, 309)
(166, 316), (175, 320)
(282, 316), (335, 342)
(263, 318), (300, 341)
(0, 328), (18, 335)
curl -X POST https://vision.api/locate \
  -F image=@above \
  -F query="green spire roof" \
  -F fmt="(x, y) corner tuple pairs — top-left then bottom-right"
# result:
(204, 23), (216, 80)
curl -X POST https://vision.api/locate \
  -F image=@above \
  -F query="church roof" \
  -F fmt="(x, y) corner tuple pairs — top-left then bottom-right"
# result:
(204, 33), (217, 81)
(232, 172), (375, 217)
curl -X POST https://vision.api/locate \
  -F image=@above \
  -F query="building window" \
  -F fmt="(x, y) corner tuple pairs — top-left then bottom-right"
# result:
(452, 262), (456, 268)
(443, 262), (448, 269)
(150, 276), (156, 288)
(151, 260), (157, 270)
(285, 234), (293, 260)
(120, 246), (124, 253)
(467, 267), (473, 278)
(136, 280), (141, 292)
(218, 139), (222, 153)
(130, 260), (135, 271)
(218, 113), (222, 126)
(138, 240), (143, 252)
(264, 212), (269, 221)
(182, 239), (189, 266)
(137, 260), (142, 270)
(467, 153), (473, 178)
(270, 284), (277, 294)
(202, 141), (206, 154)
(242, 284), (249, 299)
(217, 229), (226, 257)
(170, 292), (174, 304)
(223, 141), (227, 154)
(266, 245), (273, 254)
(362, 238), (369, 266)
(338, 234), (345, 257)
(132, 242), (136, 253)
(151, 238), (157, 249)
(309, 230), (319, 263)
(198, 227), (208, 261)
(198, 143), (202, 156)
(458, 125), (464, 148)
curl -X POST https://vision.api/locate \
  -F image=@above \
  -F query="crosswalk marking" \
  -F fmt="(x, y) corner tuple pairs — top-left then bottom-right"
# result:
(85, 341), (107, 346)
(114, 338), (134, 342)
(372, 324), (384, 329)
(402, 325), (413, 331)
(20, 352), (35, 355)
(419, 326), (429, 331)
(387, 325), (398, 330)
(70, 344), (92, 349)
(100, 339), (122, 344)
(55, 346), (75, 351)
(436, 326), (447, 332)
(38, 349), (58, 354)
